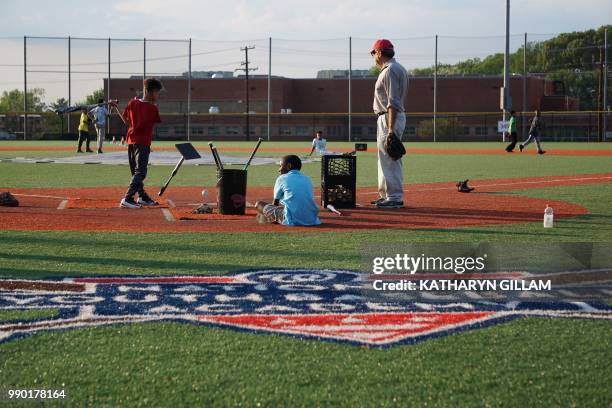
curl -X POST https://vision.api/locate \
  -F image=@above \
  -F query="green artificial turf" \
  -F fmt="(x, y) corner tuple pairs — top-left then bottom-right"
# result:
(0, 308), (59, 322)
(0, 142), (611, 406)
(0, 318), (610, 406)
(1, 143), (611, 189)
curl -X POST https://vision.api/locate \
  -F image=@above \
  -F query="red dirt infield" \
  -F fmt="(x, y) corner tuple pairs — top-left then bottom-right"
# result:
(2, 173), (610, 233)
(1, 145), (611, 156)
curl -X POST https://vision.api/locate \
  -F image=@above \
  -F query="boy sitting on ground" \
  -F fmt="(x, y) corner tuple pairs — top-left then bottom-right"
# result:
(256, 155), (321, 226)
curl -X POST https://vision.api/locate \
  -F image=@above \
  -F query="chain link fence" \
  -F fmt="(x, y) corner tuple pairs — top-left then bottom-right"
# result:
(0, 31), (609, 142)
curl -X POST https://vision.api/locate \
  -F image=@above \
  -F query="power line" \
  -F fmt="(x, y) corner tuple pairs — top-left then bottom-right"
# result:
(0, 47), (237, 68)
(235, 46), (258, 141)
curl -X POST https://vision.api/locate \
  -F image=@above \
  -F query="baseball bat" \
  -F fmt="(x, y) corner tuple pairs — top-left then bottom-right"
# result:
(326, 204), (343, 216)
(158, 157), (185, 196)
(54, 100), (119, 115)
(243, 138), (264, 171)
(208, 142), (224, 171)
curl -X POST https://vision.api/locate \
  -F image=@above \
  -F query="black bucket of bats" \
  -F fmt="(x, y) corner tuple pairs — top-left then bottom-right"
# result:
(217, 169), (247, 215)
(209, 138), (263, 215)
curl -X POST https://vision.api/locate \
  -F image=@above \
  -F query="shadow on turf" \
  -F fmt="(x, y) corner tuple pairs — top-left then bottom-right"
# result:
(0, 251), (261, 274)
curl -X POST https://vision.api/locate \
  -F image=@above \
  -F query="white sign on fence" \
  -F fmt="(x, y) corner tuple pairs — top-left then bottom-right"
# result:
(498, 120), (509, 133)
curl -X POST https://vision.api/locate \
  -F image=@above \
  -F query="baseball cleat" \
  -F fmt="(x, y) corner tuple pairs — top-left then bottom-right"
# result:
(456, 179), (475, 193)
(137, 197), (159, 206)
(120, 197), (142, 209)
(376, 200), (404, 209)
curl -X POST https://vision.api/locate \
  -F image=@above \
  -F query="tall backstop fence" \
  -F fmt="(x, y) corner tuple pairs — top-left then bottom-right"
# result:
(0, 30), (609, 142)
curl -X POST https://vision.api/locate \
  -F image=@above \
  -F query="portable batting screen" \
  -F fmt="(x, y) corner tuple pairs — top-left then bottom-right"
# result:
(321, 155), (356, 208)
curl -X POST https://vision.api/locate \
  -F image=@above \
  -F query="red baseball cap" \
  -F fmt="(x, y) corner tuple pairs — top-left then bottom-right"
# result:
(370, 39), (394, 53)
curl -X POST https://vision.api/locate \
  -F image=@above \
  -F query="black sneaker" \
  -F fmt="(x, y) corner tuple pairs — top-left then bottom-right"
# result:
(97, 149), (103, 154)
(77, 149), (83, 153)
(376, 200), (404, 209)
(370, 198), (386, 205)
(519, 145), (524, 152)
(120, 197), (141, 209)
(537, 150), (546, 155)
(137, 195), (159, 206)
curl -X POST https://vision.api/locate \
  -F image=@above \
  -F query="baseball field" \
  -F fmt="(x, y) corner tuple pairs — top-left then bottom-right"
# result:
(1, 140), (611, 406)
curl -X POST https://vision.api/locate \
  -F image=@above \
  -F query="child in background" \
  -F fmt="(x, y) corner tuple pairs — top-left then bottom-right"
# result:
(77, 107), (93, 153)
(114, 78), (163, 209)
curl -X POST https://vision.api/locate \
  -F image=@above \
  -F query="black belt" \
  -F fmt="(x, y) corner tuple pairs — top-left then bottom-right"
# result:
(376, 111), (387, 116)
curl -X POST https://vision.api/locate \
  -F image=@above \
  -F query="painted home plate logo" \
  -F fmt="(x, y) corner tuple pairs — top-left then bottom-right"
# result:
(1, 270), (611, 347)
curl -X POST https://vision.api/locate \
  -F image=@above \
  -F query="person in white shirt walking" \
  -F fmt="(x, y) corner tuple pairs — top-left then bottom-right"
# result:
(370, 39), (409, 209)
(89, 98), (112, 154)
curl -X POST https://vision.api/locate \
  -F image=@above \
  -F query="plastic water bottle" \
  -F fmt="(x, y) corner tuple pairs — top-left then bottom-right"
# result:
(543, 205), (554, 228)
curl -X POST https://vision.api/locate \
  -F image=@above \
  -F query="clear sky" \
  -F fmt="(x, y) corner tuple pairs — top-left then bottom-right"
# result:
(1, 0), (610, 103)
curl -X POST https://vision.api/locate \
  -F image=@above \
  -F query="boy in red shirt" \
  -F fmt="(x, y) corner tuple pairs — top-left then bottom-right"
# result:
(114, 78), (163, 208)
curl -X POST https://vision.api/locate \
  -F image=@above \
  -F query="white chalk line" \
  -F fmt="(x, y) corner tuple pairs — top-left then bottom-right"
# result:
(161, 208), (175, 222)
(12, 193), (72, 200)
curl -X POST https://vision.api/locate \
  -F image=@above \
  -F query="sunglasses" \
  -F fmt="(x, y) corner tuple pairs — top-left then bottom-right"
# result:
(370, 50), (377, 56)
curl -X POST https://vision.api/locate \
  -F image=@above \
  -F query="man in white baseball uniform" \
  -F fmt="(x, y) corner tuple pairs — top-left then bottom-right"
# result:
(309, 130), (327, 156)
(370, 39), (409, 209)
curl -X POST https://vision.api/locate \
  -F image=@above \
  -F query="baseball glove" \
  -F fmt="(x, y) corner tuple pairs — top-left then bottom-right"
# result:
(384, 132), (406, 161)
(456, 180), (475, 193)
(0, 192), (19, 207)
(192, 203), (213, 214)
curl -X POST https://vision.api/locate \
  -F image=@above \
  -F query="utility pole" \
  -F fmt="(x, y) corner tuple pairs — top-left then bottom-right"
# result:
(604, 28), (608, 141)
(107, 38), (111, 137)
(187, 38), (192, 141)
(523, 32), (528, 138)
(598, 44), (604, 141)
(23, 36), (27, 140)
(502, 0), (511, 142)
(348, 36), (352, 142)
(236, 46), (258, 141)
(68, 36), (71, 136)
(267, 37), (272, 141)
(434, 34), (438, 143)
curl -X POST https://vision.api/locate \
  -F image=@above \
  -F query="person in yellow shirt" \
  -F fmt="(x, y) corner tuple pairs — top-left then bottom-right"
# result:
(77, 107), (93, 153)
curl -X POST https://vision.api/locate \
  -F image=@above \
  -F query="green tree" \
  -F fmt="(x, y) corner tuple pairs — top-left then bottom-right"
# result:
(81, 89), (105, 106)
(0, 88), (46, 113)
(406, 25), (611, 108)
(418, 117), (464, 138)
(44, 98), (70, 135)
(368, 66), (381, 76)
(49, 97), (69, 111)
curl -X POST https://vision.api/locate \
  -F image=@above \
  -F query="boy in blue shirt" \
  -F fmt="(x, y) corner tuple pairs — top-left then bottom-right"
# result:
(255, 155), (321, 226)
